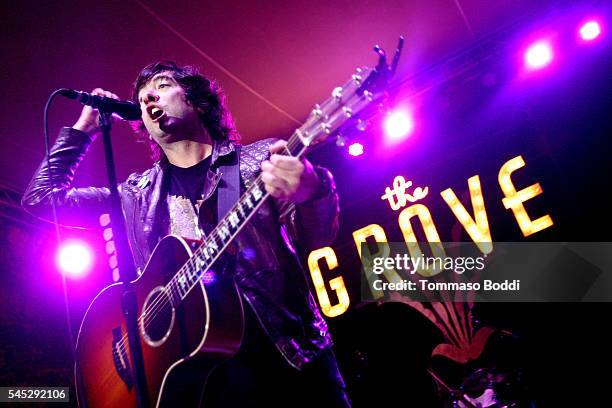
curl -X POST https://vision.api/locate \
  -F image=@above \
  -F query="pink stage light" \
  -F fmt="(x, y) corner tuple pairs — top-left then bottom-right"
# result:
(56, 240), (93, 278)
(524, 41), (553, 70)
(383, 110), (414, 142)
(580, 21), (602, 41)
(348, 142), (364, 157)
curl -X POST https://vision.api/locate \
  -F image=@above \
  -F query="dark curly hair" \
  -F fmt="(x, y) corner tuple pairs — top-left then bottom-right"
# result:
(131, 61), (239, 161)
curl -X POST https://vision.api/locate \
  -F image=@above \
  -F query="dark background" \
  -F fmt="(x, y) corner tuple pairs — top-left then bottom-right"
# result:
(2, 1), (611, 406)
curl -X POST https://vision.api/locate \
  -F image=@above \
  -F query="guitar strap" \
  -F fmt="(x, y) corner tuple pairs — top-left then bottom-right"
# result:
(216, 144), (241, 221)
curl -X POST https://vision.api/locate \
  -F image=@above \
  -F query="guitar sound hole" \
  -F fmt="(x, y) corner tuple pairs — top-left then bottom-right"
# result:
(140, 287), (175, 347)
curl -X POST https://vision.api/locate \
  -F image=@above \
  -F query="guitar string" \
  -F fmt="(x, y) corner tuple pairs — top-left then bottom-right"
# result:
(114, 74), (369, 356)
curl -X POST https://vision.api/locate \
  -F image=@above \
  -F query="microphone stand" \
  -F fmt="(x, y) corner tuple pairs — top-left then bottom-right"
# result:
(99, 112), (149, 408)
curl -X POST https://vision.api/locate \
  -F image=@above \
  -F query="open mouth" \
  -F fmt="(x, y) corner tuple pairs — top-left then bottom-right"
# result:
(148, 106), (165, 122)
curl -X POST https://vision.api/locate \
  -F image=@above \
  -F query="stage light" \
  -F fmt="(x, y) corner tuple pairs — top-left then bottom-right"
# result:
(383, 110), (414, 142)
(56, 241), (93, 278)
(524, 41), (553, 70)
(348, 142), (364, 157)
(580, 20), (602, 41)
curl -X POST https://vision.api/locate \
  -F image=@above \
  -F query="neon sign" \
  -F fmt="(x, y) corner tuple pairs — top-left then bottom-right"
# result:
(380, 176), (429, 210)
(309, 155), (554, 316)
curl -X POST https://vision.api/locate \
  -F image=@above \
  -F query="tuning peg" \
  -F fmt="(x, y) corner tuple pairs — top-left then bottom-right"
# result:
(373, 44), (387, 68)
(321, 122), (332, 134)
(356, 119), (368, 132)
(373, 36), (404, 78)
(390, 36), (404, 76)
(332, 86), (343, 102)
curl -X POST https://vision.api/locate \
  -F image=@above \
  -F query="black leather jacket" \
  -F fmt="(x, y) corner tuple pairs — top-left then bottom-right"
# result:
(22, 127), (340, 369)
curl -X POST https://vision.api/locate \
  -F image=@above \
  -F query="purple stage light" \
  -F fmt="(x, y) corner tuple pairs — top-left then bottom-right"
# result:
(56, 240), (93, 278)
(580, 20), (602, 41)
(383, 110), (414, 143)
(524, 40), (553, 70)
(348, 142), (364, 157)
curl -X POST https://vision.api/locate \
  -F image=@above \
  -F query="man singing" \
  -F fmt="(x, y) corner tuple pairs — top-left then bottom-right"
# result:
(22, 61), (350, 407)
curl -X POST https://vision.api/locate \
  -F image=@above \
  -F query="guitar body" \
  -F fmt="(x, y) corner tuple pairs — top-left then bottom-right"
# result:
(75, 235), (244, 407)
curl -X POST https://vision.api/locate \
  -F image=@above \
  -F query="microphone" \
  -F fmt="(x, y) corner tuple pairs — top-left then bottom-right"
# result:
(59, 89), (142, 121)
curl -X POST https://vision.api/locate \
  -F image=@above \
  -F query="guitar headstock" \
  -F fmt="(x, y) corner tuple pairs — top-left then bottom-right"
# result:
(291, 37), (404, 153)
